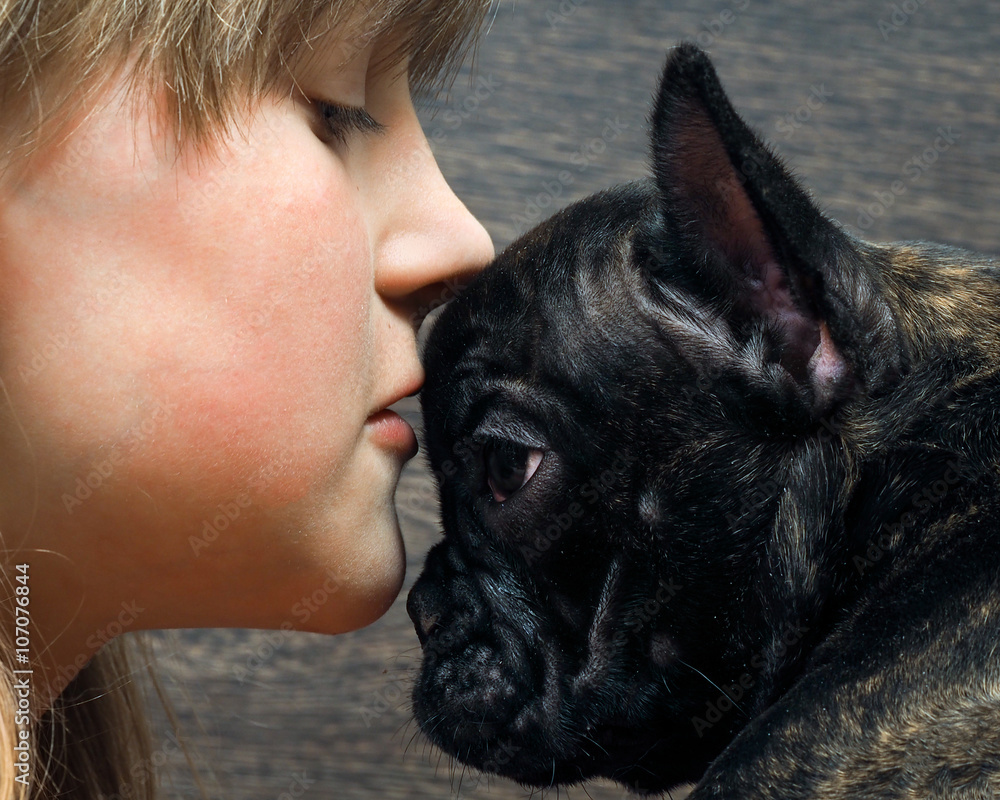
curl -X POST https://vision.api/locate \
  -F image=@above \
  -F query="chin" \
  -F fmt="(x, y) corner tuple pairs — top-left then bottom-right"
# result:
(276, 440), (409, 633)
(292, 505), (407, 635)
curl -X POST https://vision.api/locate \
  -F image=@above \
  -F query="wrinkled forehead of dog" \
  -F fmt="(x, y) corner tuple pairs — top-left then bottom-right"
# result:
(421, 177), (763, 454)
(469, 181), (673, 377)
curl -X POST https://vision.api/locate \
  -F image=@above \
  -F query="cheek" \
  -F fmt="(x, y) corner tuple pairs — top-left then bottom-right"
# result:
(131, 182), (376, 509)
(2, 115), (376, 514)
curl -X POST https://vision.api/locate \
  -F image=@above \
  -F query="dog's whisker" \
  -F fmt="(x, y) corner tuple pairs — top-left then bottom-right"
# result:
(402, 725), (423, 757)
(677, 658), (750, 720)
(579, 733), (609, 758)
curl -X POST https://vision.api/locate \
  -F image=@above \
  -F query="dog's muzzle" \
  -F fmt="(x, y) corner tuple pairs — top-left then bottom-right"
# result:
(406, 544), (651, 786)
(406, 542), (544, 750)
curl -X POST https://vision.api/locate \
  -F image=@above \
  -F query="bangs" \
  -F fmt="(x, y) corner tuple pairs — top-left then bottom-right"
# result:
(0, 0), (493, 159)
(323, 0), (493, 97)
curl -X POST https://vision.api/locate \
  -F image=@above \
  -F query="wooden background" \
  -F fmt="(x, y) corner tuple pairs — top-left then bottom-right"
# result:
(149, 2), (1000, 798)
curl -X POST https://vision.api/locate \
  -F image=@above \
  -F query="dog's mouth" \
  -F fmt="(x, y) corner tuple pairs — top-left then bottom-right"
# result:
(407, 549), (686, 789)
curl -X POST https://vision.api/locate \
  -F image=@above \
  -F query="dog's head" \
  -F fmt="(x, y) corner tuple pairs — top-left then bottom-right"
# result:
(407, 44), (901, 793)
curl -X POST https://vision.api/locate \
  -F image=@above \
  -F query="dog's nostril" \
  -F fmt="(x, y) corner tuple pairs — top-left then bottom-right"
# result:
(406, 586), (441, 645)
(415, 611), (440, 642)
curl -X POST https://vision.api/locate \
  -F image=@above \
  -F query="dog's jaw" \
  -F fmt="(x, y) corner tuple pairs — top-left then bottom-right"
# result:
(408, 541), (715, 792)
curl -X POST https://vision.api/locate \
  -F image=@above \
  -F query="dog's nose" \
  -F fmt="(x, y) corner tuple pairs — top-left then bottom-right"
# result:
(411, 605), (440, 644)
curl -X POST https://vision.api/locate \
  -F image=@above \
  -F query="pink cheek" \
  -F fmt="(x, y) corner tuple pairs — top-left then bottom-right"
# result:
(131, 251), (371, 512)
(128, 363), (348, 511)
(123, 284), (370, 515)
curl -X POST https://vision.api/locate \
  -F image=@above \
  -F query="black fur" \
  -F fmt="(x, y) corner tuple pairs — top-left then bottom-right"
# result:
(407, 44), (1000, 798)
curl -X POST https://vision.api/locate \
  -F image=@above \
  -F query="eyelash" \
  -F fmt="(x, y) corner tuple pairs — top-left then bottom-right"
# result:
(315, 101), (385, 145)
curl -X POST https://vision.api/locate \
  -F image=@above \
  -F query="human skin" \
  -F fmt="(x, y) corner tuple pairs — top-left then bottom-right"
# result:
(0, 26), (493, 706)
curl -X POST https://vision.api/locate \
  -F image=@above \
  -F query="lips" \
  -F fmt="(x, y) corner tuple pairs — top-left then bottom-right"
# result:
(364, 365), (423, 458)
(365, 408), (418, 458)
(371, 368), (424, 413)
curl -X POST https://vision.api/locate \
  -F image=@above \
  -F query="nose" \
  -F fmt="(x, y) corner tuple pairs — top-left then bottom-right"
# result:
(370, 115), (495, 332)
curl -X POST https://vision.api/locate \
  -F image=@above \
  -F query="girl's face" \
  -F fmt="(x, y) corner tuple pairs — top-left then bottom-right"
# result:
(0, 27), (493, 675)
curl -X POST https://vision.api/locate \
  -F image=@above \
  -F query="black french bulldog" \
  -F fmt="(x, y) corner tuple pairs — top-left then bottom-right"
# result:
(407, 44), (1000, 798)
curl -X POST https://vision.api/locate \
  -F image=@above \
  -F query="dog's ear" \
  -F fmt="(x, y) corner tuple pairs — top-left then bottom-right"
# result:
(650, 44), (873, 418)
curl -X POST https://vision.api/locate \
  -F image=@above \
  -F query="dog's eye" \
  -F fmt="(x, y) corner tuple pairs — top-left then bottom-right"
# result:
(484, 440), (543, 503)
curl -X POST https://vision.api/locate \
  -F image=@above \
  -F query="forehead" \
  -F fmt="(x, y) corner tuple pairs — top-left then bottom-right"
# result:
(498, 183), (658, 336)
(425, 183), (658, 427)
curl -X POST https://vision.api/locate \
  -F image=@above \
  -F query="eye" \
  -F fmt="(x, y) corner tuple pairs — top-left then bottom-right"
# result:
(314, 100), (385, 145)
(483, 440), (544, 503)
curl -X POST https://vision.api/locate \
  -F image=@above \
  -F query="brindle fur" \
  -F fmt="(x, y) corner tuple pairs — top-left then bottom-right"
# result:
(408, 44), (1000, 798)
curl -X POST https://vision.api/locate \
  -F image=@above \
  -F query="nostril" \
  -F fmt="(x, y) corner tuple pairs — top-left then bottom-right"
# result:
(406, 584), (442, 645)
(405, 280), (468, 338)
(414, 611), (440, 643)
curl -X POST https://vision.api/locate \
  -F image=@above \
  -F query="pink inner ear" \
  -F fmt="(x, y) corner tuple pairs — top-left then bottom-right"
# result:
(809, 321), (848, 403)
(672, 105), (799, 324)
(671, 103), (781, 291)
(670, 101), (849, 406)
(756, 258), (798, 318)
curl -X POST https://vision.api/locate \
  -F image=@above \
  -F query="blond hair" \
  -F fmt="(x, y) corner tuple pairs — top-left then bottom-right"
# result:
(0, 0), (490, 159)
(0, 0), (491, 797)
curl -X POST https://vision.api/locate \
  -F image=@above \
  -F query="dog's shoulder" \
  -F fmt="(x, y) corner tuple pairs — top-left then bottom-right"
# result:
(697, 505), (1000, 799)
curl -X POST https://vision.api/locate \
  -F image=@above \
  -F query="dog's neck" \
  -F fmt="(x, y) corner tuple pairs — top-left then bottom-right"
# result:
(877, 241), (1000, 365)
